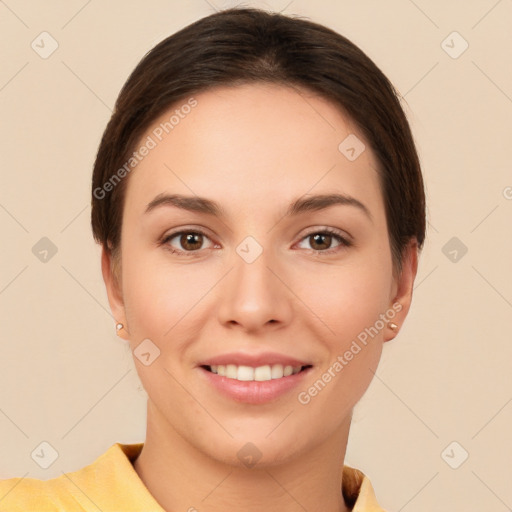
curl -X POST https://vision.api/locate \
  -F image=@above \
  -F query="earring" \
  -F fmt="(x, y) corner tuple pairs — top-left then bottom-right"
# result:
(388, 322), (398, 331)
(115, 322), (124, 335)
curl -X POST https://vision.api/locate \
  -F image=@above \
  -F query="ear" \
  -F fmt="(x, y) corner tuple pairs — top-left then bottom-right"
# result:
(101, 245), (129, 340)
(383, 238), (419, 342)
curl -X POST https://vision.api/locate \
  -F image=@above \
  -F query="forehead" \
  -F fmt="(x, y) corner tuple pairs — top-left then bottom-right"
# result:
(123, 83), (384, 223)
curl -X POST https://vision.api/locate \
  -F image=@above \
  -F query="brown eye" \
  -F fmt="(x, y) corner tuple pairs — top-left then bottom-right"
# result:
(297, 229), (352, 254)
(309, 233), (333, 251)
(162, 230), (214, 254)
(179, 233), (204, 251)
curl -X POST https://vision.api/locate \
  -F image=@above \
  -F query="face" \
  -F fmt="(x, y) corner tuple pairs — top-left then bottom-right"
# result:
(103, 83), (417, 467)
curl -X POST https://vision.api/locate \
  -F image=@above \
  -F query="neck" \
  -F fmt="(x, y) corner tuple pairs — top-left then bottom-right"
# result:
(133, 400), (353, 512)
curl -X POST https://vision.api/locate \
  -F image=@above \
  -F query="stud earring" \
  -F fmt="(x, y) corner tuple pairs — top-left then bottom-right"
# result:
(388, 322), (398, 331)
(115, 322), (124, 334)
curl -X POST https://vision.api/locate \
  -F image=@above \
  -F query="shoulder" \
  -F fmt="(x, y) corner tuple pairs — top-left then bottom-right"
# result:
(343, 465), (390, 512)
(0, 442), (156, 512)
(0, 442), (127, 511)
(0, 474), (85, 511)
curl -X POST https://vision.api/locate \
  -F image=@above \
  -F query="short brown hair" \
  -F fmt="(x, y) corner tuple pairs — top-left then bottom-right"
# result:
(91, 7), (426, 277)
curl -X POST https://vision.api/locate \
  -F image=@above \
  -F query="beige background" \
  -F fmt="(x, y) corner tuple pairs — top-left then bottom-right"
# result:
(1, 0), (511, 510)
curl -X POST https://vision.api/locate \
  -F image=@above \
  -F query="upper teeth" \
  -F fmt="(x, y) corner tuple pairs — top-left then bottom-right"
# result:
(210, 364), (302, 381)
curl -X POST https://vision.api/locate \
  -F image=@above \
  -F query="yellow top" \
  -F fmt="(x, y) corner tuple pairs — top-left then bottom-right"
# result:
(0, 443), (388, 511)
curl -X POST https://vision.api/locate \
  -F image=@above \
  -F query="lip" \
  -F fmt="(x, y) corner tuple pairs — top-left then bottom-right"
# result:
(198, 356), (313, 404)
(199, 351), (311, 368)
(199, 367), (312, 404)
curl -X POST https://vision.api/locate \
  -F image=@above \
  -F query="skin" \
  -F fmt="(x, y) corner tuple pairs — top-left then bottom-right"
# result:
(102, 83), (418, 512)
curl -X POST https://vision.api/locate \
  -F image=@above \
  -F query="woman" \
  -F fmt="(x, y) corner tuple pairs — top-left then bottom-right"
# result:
(0, 7), (425, 511)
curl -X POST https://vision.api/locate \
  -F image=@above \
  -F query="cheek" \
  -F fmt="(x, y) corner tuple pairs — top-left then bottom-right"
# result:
(303, 257), (392, 345)
(300, 343), (382, 421)
(296, 267), (388, 415)
(121, 244), (215, 340)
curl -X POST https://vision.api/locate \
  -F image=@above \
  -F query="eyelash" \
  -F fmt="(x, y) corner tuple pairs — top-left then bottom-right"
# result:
(159, 227), (352, 257)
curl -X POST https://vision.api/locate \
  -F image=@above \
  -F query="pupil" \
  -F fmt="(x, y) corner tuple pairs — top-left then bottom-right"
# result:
(183, 233), (201, 249)
(313, 233), (330, 250)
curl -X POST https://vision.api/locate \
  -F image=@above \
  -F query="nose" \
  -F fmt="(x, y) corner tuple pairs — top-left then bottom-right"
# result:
(216, 243), (294, 333)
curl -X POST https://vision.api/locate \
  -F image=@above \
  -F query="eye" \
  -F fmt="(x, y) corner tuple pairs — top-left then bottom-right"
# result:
(161, 229), (215, 255)
(160, 227), (352, 257)
(296, 228), (352, 254)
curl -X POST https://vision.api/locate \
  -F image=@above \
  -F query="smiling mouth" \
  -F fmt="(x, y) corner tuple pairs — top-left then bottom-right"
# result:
(202, 364), (313, 382)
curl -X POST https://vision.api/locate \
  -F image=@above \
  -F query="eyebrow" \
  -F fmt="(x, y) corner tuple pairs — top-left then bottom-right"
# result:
(144, 192), (373, 222)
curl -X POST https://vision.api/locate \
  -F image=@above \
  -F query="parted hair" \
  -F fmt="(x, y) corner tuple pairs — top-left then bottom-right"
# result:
(91, 7), (425, 281)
